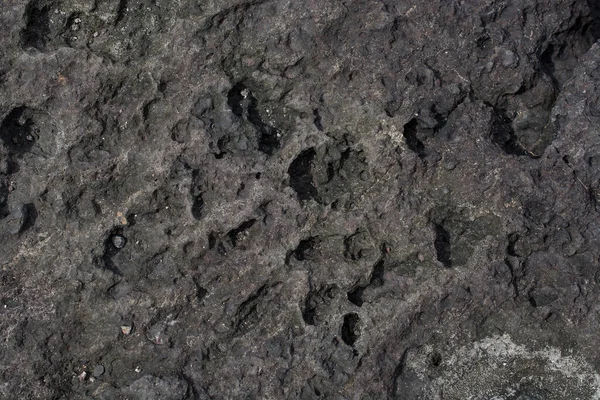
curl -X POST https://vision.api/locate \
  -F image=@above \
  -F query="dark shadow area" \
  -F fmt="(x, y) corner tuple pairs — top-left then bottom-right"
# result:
(20, 1), (51, 51)
(0, 181), (8, 220)
(490, 107), (534, 158)
(341, 313), (361, 346)
(588, 0), (600, 41)
(302, 285), (337, 326)
(227, 82), (281, 155)
(402, 118), (426, 158)
(434, 223), (452, 268)
(100, 229), (127, 276)
(347, 260), (385, 307)
(233, 284), (269, 337)
(288, 148), (318, 202)
(190, 170), (204, 221)
(294, 236), (320, 261)
(0, 107), (38, 155)
(19, 203), (37, 234)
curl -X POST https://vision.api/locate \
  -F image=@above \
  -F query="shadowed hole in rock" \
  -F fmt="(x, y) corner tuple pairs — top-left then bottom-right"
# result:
(0, 183), (8, 219)
(434, 223), (452, 268)
(115, 0), (128, 24)
(100, 229), (127, 276)
(347, 286), (365, 307)
(302, 300), (317, 326)
(192, 277), (208, 302)
(430, 351), (442, 367)
(190, 170), (204, 221)
(215, 137), (227, 159)
(527, 288), (558, 308)
(20, 1), (51, 51)
(294, 236), (320, 261)
(370, 260), (385, 287)
(490, 107), (533, 157)
(0, 107), (38, 155)
(538, 7), (600, 88)
(19, 203), (37, 234)
(191, 196), (204, 220)
(302, 285), (337, 325)
(227, 82), (247, 117)
(234, 302), (259, 336)
(347, 260), (385, 307)
(313, 109), (324, 131)
(343, 230), (375, 261)
(288, 148), (318, 201)
(590, 0), (600, 40)
(208, 232), (217, 249)
(341, 313), (361, 346)
(539, 43), (557, 81)
(507, 233), (520, 257)
(402, 118), (426, 158)
(233, 284), (272, 337)
(227, 82), (281, 155)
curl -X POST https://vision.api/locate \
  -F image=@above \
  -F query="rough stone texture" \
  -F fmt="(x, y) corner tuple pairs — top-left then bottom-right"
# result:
(1, 0), (600, 399)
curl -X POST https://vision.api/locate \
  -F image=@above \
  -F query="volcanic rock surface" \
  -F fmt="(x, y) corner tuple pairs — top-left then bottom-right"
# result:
(1, 0), (600, 399)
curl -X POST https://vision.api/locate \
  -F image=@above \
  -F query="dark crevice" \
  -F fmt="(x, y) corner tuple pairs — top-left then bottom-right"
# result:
(233, 284), (270, 337)
(302, 285), (337, 325)
(288, 148), (318, 202)
(590, 0), (600, 40)
(0, 107), (38, 155)
(100, 228), (127, 276)
(181, 373), (200, 400)
(115, 0), (129, 25)
(192, 276), (209, 302)
(507, 233), (520, 257)
(293, 236), (320, 261)
(208, 232), (217, 249)
(347, 260), (385, 307)
(191, 196), (204, 220)
(313, 109), (324, 131)
(339, 148), (351, 169)
(302, 298), (318, 325)
(391, 349), (410, 398)
(370, 260), (385, 287)
(537, 6), (600, 89)
(0, 181), (8, 220)
(21, 1), (51, 51)
(190, 170), (204, 221)
(430, 351), (442, 367)
(227, 82), (281, 155)
(19, 203), (37, 234)
(227, 82), (247, 117)
(402, 118), (426, 158)
(502, 257), (520, 297)
(434, 223), (452, 268)
(539, 43), (556, 83)
(215, 138), (227, 159)
(489, 106), (533, 158)
(341, 313), (361, 346)
(347, 286), (365, 307)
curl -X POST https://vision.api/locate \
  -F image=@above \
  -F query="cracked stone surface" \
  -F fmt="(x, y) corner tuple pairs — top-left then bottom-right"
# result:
(1, 0), (600, 399)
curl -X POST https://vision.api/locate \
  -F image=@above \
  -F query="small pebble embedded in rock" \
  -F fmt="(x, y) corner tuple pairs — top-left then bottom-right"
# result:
(111, 235), (126, 249)
(93, 365), (105, 377)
